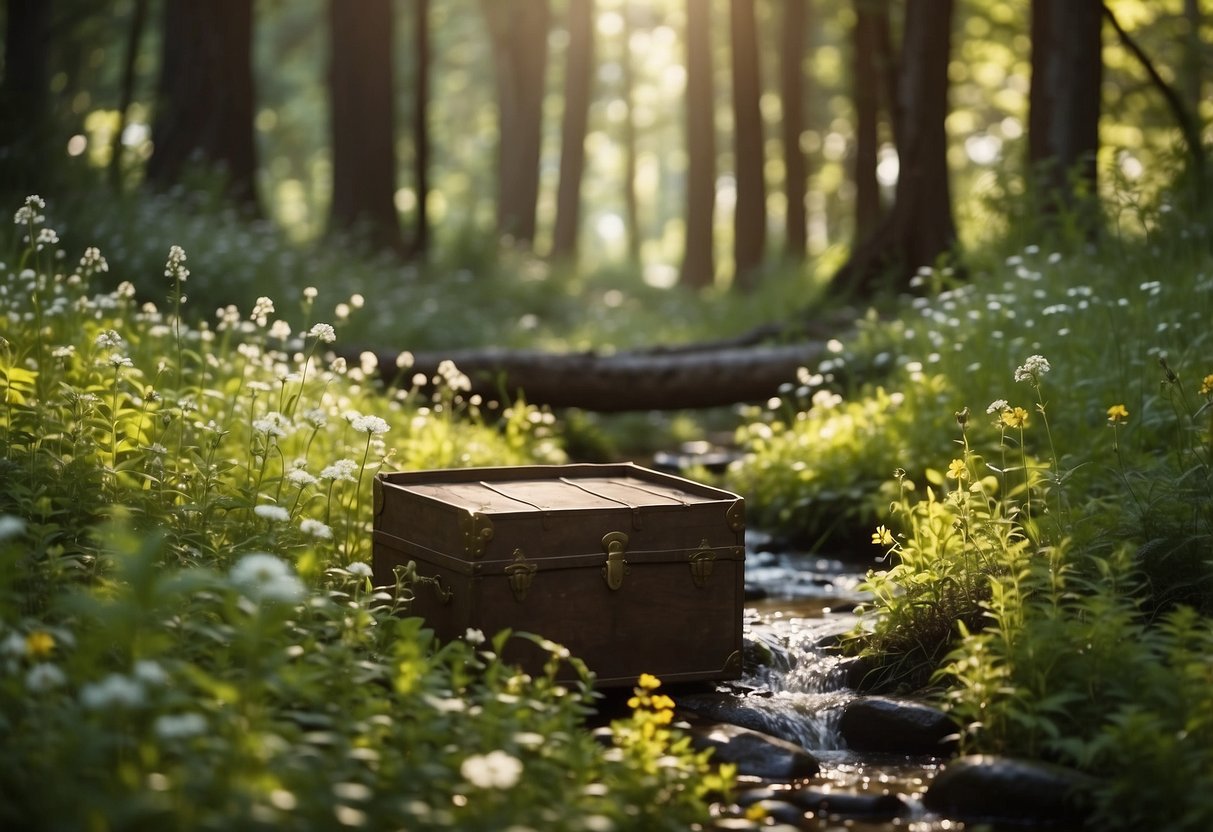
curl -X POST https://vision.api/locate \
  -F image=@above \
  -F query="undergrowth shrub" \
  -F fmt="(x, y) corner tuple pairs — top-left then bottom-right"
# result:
(0, 195), (729, 830)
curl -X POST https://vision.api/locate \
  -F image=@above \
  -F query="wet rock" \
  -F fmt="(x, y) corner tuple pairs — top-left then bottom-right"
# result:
(785, 788), (907, 820)
(738, 786), (907, 821)
(678, 692), (829, 750)
(745, 799), (805, 825)
(838, 696), (958, 756)
(690, 722), (820, 780)
(923, 755), (1097, 826)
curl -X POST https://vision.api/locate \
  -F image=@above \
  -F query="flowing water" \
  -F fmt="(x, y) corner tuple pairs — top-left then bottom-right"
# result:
(734, 542), (966, 831)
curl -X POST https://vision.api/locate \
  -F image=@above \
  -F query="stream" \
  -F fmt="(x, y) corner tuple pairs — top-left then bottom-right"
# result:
(709, 535), (961, 831)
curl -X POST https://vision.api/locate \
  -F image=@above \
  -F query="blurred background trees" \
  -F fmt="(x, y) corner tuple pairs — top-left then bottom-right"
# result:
(1, 0), (1209, 298)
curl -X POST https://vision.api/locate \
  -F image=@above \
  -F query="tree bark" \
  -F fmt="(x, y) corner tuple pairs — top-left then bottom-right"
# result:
(146, 0), (258, 209)
(551, 0), (595, 261)
(365, 341), (829, 412)
(730, 0), (767, 291)
(621, 3), (642, 264)
(482, 0), (551, 247)
(680, 0), (717, 289)
(780, 0), (808, 261)
(1027, 0), (1102, 222)
(0, 0), (53, 191)
(328, 0), (404, 254)
(832, 0), (955, 297)
(412, 0), (431, 258)
(109, 0), (150, 192)
(853, 0), (884, 241)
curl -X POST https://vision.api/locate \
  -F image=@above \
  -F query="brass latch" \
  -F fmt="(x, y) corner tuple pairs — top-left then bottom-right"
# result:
(404, 560), (453, 605)
(504, 548), (537, 602)
(688, 539), (715, 588)
(602, 531), (629, 591)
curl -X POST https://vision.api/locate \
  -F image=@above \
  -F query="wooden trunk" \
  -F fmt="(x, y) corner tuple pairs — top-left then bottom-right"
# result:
(372, 463), (745, 687)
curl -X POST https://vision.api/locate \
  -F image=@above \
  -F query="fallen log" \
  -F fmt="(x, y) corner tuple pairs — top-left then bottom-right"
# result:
(364, 340), (828, 412)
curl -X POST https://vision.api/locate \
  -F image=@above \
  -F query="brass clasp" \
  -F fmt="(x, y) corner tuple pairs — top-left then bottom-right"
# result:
(504, 548), (537, 602)
(602, 531), (629, 591)
(405, 560), (453, 605)
(688, 539), (715, 588)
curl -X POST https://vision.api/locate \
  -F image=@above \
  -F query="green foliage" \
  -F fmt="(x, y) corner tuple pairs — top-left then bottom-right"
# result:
(0, 196), (728, 830)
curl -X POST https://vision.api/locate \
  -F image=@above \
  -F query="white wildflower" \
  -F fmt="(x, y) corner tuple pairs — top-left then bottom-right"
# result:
(461, 750), (523, 790)
(14, 195), (46, 226)
(80, 673), (145, 710)
(269, 319), (292, 341)
(309, 322), (336, 343)
(464, 628), (486, 646)
(80, 246), (108, 274)
(164, 245), (189, 282)
(229, 553), (305, 604)
(26, 663), (67, 692)
(1014, 354), (1051, 384)
(107, 354), (133, 369)
(252, 411), (291, 438)
(349, 293), (365, 309)
(250, 296), (275, 326)
(286, 468), (318, 488)
(154, 712), (208, 740)
(395, 351), (414, 369)
(95, 329), (123, 349)
(350, 414), (390, 435)
(986, 399), (1009, 414)
(330, 356), (348, 374)
(0, 515), (25, 541)
(133, 659), (168, 686)
(300, 518), (333, 540)
(303, 408), (328, 429)
(254, 504), (291, 523)
(320, 459), (358, 482)
(303, 286), (318, 301)
(347, 562), (373, 579)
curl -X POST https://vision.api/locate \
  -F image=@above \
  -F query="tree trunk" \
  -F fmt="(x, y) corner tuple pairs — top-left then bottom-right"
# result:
(551, 0), (595, 262)
(730, 0), (767, 291)
(780, 0), (808, 261)
(832, 0), (955, 297)
(0, 0), (53, 190)
(482, 0), (551, 247)
(109, 0), (150, 192)
(412, 0), (431, 259)
(621, 3), (642, 264)
(364, 341), (830, 412)
(680, 0), (717, 289)
(328, 0), (404, 254)
(1027, 0), (1102, 222)
(146, 0), (258, 209)
(853, 0), (883, 241)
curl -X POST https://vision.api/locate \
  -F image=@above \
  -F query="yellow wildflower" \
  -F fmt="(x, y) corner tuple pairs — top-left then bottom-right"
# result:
(946, 458), (969, 481)
(25, 631), (55, 659)
(871, 525), (894, 546)
(1106, 404), (1129, 424)
(1200, 374), (1213, 397)
(637, 673), (660, 691)
(1001, 407), (1030, 429)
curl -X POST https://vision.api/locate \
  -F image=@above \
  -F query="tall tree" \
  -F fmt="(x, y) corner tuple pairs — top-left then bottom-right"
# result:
(620, 3), (641, 264)
(328, 0), (404, 254)
(680, 0), (717, 288)
(481, 0), (551, 247)
(109, 0), (150, 191)
(0, 0), (53, 191)
(729, 0), (767, 291)
(852, 0), (885, 241)
(412, 0), (432, 258)
(146, 0), (258, 208)
(551, 0), (595, 262)
(833, 0), (956, 296)
(780, 0), (808, 261)
(1027, 0), (1102, 222)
